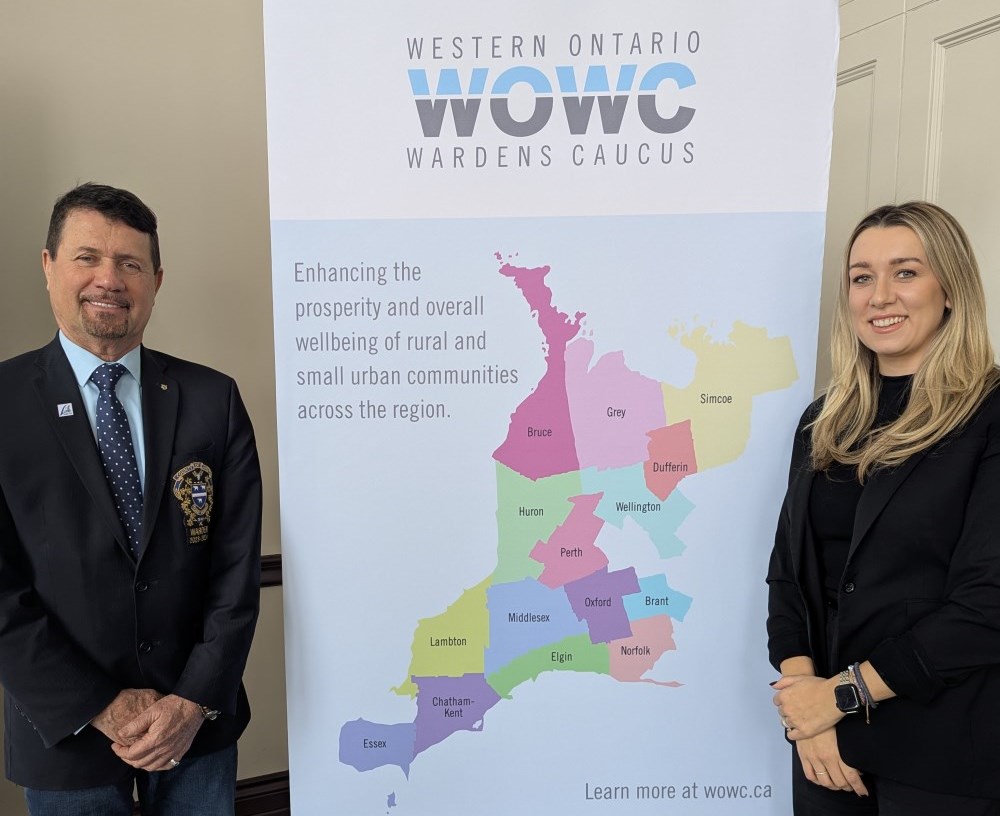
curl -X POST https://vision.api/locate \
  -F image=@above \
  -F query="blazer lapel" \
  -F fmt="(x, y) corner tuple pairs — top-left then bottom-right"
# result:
(786, 459), (815, 580)
(32, 339), (129, 553)
(849, 451), (929, 559)
(139, 348), (178, 555)
(786, 460), (833, 664)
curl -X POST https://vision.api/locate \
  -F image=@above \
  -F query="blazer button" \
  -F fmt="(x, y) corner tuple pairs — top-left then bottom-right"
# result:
(135, 581), (149, 592)
(138, 641), (153, 654)
(843, 582), (856, 594)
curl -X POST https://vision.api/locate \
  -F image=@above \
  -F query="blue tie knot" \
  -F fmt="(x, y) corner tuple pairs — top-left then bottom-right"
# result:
(90, 363), (128, 393)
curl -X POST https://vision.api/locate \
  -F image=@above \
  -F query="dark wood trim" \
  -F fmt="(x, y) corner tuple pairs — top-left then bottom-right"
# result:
(260, 553), (282, 588)
(236, 770), (290, 816)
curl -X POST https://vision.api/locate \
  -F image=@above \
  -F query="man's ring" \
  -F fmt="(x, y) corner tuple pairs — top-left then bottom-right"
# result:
(815, 771), (827, 776)
(168, 759), (180, 768)
(780, 717), (789, 728)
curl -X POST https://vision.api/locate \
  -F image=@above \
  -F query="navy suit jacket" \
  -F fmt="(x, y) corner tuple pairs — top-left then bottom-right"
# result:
(0, 337), (261, 789)
(767, 382), (1000, 797)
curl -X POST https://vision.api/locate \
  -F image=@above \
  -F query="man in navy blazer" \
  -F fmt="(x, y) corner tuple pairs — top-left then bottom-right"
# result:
(0, 183), (261, 815)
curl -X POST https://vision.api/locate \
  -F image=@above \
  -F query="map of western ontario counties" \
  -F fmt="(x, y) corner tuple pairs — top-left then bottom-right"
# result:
(338, 255), (796, 790)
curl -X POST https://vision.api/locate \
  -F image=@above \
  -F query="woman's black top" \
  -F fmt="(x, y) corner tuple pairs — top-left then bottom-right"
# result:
(810, 375), (912, 607)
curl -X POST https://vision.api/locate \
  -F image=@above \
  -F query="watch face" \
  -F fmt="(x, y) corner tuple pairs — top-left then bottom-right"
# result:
(835, 683), (861, 713)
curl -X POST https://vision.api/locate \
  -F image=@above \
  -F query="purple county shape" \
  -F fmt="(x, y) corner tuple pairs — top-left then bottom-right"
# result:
(413, 674), (502, 755)
(339, 719), (416, 777)
(564, 567), (641, 643)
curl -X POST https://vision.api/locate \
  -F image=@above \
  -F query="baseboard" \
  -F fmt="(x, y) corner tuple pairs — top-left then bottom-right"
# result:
(236, 770), (290, 816)
(260, 553), (283, 588)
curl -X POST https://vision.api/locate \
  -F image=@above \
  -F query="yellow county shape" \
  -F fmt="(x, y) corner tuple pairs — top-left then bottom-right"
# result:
(662, 322), (797, 471)
(391, 577), (491, 698)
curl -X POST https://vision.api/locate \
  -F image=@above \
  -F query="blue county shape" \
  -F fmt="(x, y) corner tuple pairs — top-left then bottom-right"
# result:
(485, 578), (589, 675)
(623, 573), (693, 623)
(339, 719), (416, 777)
(581, 464), (694, 559)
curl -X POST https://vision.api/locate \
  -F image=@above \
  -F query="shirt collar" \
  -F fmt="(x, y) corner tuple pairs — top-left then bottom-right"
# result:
(58, 332), (143, 388)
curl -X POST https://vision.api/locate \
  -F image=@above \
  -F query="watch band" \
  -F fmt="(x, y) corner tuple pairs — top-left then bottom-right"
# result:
(199, 705), (220, 721)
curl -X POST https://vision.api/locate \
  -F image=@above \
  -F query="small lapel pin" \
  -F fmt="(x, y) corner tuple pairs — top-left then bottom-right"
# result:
(57, 403), (74, 417)
(160, 384), (168, 391)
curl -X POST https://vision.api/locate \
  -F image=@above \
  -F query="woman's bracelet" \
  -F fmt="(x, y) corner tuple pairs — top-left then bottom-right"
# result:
(848, 662), (877, 724)
(850, 662), (878, 709)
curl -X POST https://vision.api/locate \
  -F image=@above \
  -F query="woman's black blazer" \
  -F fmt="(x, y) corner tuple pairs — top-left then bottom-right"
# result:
(767, 384), (1000, 797)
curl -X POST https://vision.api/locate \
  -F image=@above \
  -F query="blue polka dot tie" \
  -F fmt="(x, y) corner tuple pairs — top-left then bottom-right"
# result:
(90, 363), (144, 555)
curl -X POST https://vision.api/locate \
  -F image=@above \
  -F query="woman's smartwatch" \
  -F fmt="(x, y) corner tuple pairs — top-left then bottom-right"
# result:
(834, 679), (862, 714)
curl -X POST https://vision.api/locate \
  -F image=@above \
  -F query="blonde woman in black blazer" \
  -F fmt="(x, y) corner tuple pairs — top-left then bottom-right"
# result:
(768, 201), (1000, 815)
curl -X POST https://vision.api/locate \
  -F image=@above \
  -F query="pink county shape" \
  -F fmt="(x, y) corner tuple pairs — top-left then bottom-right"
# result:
(493, 263), (583, 480)
(608, 614), (680, 686)
(565, 338), (668, 471)
(644, 421), (698, 501)
(529, 493), (607, 589)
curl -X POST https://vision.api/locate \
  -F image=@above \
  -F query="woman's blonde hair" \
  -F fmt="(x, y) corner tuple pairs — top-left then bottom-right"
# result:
(810, 201), (999, 476)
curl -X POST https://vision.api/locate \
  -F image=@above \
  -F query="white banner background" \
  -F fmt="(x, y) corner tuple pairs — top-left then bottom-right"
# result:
(265, 2), (838, 813)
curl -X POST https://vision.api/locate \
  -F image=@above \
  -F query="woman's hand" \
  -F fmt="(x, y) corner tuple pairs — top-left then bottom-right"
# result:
(773, 674), (843, 739)
(796, 728), (869, 796)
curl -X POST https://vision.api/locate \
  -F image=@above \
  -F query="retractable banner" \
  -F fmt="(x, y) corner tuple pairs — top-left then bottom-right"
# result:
(264, 2), (838, 813)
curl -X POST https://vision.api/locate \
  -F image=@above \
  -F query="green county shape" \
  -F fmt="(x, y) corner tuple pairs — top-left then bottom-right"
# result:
(486, 633), (610, 699)
(492, 463), (584, 584)
(392, 577), (491, 698)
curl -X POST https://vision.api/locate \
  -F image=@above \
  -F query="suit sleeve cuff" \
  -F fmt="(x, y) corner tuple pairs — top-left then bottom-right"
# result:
(869, 633), (945, 704)
(768, 632), (812, 672)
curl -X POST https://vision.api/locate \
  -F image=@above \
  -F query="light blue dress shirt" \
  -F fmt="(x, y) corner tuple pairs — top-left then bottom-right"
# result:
(58, 332), (147, 490)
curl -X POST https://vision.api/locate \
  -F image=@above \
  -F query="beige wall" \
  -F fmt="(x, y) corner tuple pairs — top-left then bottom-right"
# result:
(0, 1), (284, 810)
(821, 0), (1000, 390)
